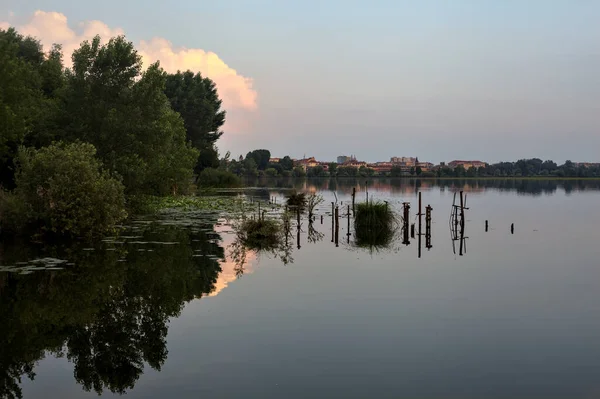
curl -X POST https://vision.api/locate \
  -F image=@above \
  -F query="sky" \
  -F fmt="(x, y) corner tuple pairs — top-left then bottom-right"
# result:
(1, 0), (598, 164)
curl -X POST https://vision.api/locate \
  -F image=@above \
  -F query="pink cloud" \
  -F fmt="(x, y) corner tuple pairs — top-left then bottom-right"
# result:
(1, 10), (258, 133)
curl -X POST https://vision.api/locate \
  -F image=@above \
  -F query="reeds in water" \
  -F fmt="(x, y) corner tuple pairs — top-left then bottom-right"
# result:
(354, 201), (398, 249)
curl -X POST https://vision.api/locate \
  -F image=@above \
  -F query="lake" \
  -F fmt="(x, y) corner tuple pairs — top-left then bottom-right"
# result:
(2, 178), (600, 399)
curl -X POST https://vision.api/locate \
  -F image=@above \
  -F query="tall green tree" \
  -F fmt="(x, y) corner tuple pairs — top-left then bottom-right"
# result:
(328, 162), (337, 176)
(164, 70), (225, 173)
(61, 35), (198, 195)
(245, 149), (271, 170)
(0, 28), (64, 187)
(280, 156), (294, 171)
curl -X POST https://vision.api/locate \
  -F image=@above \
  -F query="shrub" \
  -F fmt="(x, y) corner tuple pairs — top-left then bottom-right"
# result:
(12, 141), (127, 237)
(239, 218), (281, 250)
(197, 168), (242, 189)
(265, 167), (278, 177)
(354, 201), (398, 249)
(286, 191), (307, 210)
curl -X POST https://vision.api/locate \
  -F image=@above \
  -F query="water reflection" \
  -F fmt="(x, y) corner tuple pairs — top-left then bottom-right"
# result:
(0, 217), (223, 399)
(3, 179), (600, 398)
(243, 177), (600, 196)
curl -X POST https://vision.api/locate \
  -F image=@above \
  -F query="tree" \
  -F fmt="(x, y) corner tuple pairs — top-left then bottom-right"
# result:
(292, 166), (306, 177)
(416, 166), (422, 176)
(12, 141), (127, 237)
(61, 35), (198, 195)
(454, 165), (466, 177)
(390, 165), (404, 177)
(0, 28), (63, 188)
(242, 157), (258, 177)
(265, 168), (278, 177)
(267, 162), (283, 175)
(307, 165), (325, 177)
(164, 71), (225, 173)
(280, 156), (294, 171)
(245, 150), (271, 170)
(328, 162), (337, 177)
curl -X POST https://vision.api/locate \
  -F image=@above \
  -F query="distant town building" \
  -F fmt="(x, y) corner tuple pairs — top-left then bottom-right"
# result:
(368, 162), (393, 173)
(448, 160), (487, 170)
(337, 155), (355, 164)
(343, 160), (367, 168)
(390, 156), (417, 166)
(296, 157), (319, 171)
(416, 162), (434, 171)
(576, 162), (600, 168)
(269, 157), (281, 163)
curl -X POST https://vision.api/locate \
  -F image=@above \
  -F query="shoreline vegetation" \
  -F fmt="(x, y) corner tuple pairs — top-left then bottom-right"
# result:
(1, 26), (598, 240)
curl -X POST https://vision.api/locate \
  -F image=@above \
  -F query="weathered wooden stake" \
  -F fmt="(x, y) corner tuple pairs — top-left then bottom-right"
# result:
(352, 187), (356, 213)
(485, 220), (488, 232)
(402, 202), (411, 245)
(335, 205), (339, 247)
(511, 223), (514, 234)
(459, 191), (465, 229)
(320, 214), (323, 224)
(418, 192), (422, 258)
(411, 223), (415, 238)
(332, 202), (336, 241)
(425, 205), (432, 249)
(347, 205), (351, 243)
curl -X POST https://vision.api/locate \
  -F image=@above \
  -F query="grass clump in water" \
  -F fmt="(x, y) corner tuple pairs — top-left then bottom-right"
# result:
(239, 218), (282, 250)
(286, 191), (307, 210)
(354, 200), (398, 249)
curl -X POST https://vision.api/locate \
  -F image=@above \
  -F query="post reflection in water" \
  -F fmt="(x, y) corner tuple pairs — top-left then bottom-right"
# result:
(450, 191), (468, 256)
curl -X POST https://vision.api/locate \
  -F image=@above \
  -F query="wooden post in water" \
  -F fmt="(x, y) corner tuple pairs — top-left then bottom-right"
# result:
(418, 192), (422, 258)
(320, 214), (323, 224)
(511, 223), (514, 234)
(258, 201), (261, 220)
(411, 223), (415, 238)
(352, 187), (356, 214)
(485, 220), (488, 232)
(425, 205), (432, 249)
(459, 191), (465, 229)
(335, 205), (339, 247)
(402, 202), (411, 245)
(331, 202), (335, 243)
(347, 205), (351, 243)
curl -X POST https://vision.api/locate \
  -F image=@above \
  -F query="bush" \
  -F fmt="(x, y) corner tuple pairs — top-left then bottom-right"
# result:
(354, 201), (398, 249)
(265, 167), (278, 177)
(11, 141), (127, 237)
(197, 168), (242, 188)
(286, 191), (307, 210)
(239, 218), (281, 250)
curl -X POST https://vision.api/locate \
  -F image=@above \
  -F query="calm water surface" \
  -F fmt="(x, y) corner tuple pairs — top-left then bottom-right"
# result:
(2, 179), (600, 399)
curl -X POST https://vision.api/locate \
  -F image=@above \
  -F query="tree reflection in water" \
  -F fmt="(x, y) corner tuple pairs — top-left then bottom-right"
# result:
(0, 218), (224, 398)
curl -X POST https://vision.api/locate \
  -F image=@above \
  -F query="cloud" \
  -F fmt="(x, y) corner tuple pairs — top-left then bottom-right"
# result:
(1, 10), (257, 133)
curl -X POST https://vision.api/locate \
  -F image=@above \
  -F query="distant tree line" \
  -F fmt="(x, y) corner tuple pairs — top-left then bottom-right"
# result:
(436, 159), (600, 178)
(218, 152), (600, 179)
(0, 27), (226, 236)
